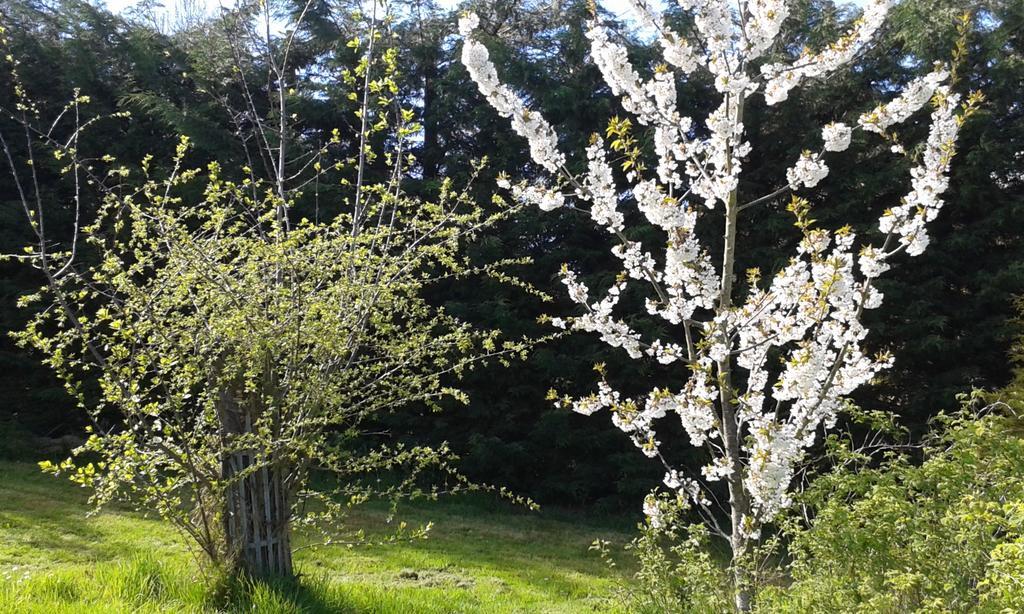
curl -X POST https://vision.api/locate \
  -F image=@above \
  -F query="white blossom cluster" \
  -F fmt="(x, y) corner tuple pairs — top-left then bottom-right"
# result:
(761, 0), (892, 105)
(733, 230), (896, 519)
(585, 23), (697, 188)
(699, 95), (752, 207)
(643, 494), (665, 528)
(859, 67), (950, 134)
(586, 25), (675, 126)
(786, 151), (830, 188)
(624, 0), (700, 74)
(822, 122), (852, 152)
(878, 85), (961, 255)
(460, 1), (966, 538)
(742, 0), (791, 58)
(582, 139), (625, 232)
(568, 380), (620, 416)
(459, 13), (565, 173)
(510, 183), (565, 211)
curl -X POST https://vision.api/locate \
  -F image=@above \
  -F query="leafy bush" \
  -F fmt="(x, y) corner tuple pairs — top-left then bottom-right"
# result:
(3, 9), (537, 577)
(593, 493), (732, 613)
(607, 404), (1024, 612)
(758, 400), (1024, 612)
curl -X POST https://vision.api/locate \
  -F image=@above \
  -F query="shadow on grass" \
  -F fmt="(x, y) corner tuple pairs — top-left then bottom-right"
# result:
(217, 572), (366, 614)
(3, 552), (378, 613)
(215, 566), (490, 614)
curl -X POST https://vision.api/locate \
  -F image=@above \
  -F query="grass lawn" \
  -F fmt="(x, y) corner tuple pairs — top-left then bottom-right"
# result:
(0, 461), (636, 613)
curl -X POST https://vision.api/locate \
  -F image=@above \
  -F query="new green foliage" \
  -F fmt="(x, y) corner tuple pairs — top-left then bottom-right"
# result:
(758, 402), (1024, 611)
(2, 3), (535, 577)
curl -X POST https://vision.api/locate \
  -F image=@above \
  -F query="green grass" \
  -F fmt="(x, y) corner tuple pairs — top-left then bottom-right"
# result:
(0, 462), (636, 613)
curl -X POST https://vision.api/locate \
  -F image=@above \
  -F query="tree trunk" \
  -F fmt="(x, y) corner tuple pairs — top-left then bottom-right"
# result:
(716, 92), (754, 612)
(217, 389), (293, 577)
(223, 449), (293, 577)
(731, 536), (753, 612)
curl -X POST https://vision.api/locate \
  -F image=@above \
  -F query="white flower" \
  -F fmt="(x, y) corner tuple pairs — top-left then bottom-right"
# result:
(858, 246), (890, 278)
(762, 0), (892, 105)
(586, 24), (665, 126)
(743, 0), (791, 58)
(643, 494), (664, 528)
(582, 139), (624, 232)
(623, 0), (700, 74)
(457, 12), (479, 36)
(877, 86), (961, 256)
(786, 152), (829, 188)
(634, 180), (690, 231)
(512, 184), (564, 211)
(459, 15), (565, 173)
(701, 456), (733, 481)
(859, 67), (949, 134)
(822, 122), (852, 152)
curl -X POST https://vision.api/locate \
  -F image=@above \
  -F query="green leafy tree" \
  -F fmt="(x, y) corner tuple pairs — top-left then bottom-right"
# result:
(2, 4), (531, 577)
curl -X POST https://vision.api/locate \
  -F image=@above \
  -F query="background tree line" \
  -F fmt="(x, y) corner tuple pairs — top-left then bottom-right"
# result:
(1, 0), (1021, 511)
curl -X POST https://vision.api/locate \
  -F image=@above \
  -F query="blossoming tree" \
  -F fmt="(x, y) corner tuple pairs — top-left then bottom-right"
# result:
(459, 1), (980, 608)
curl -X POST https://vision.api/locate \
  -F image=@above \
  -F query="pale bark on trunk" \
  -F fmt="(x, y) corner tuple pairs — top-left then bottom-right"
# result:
(716, 93), (754, 612)
(216, 390), (293, 577)
(223, 449), (293, 577)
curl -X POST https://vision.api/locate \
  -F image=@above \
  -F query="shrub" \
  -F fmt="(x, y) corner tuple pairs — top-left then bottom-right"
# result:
(593, 493), (732, 613)
(758, 401), (1024, 612)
